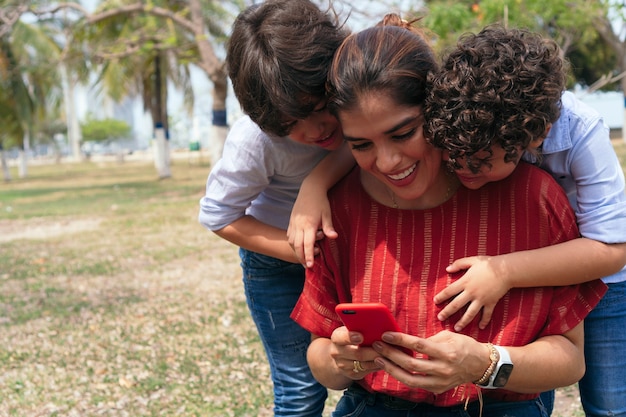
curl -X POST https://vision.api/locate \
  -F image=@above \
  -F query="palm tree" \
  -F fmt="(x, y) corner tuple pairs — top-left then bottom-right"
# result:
(0, 17), (62, 178)
(71, 0), (234, 178)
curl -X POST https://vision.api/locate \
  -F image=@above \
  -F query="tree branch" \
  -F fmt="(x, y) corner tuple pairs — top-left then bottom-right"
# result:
(86, 3), (197, 34)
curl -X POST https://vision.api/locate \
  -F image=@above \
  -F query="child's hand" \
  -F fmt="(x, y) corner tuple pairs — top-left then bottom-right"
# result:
(433, 256), (511, 331)
(287, 190), (337, 268)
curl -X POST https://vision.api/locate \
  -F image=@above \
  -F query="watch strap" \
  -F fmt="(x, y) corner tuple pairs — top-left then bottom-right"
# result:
(478, 345), (514, 389)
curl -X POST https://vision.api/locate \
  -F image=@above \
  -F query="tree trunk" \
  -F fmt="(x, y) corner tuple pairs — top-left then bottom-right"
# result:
(208, 75), (228, 165)
(152, 55), (171, 179)
(593, 14), (626, 141)
(0, 148), (11, 182)
(18, 131), (29, 178)
(153, 123), (170, 177)
(189, 0), (229, 166)
(61, 63), (83, 161)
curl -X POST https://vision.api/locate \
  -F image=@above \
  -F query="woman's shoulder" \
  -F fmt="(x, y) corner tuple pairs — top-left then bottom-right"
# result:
(507, 162), (556, 184)
(482, 163), (565, 201)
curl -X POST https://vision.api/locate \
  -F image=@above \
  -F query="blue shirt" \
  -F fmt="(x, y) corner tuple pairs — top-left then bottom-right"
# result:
(524, 91), (626, 283)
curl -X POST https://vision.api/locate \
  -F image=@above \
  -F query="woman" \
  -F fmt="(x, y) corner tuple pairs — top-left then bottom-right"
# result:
(290, 15), (606, 416)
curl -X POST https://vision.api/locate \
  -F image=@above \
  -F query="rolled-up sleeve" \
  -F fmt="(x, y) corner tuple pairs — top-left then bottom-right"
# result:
(566, 121), (626, 243)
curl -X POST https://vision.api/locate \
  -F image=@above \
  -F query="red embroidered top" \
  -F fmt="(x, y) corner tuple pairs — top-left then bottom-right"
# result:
(291, 162), (607, 406)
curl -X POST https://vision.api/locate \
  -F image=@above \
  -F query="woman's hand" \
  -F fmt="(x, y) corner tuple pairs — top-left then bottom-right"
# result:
(328, 326), (383, 379)
(307, 327), (383, 390)
(372, 330), (489, 394)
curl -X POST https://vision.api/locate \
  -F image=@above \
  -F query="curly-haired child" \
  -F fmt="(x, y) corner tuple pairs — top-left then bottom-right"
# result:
(425, 25), (626, 417)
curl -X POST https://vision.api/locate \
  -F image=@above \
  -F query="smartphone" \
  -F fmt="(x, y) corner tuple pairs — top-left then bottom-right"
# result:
(335, 302), (403, 346)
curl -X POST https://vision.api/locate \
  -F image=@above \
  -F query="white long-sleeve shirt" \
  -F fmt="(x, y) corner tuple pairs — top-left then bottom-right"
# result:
(199, 115), (329, 232)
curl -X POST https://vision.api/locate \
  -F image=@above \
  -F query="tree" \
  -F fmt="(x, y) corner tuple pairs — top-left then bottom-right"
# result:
(420, 0), (605, 65)
(81, 117), (131, 143)
(419, 0), (625, 137)
(592, 1), (626, 137)
(0, 8), (63, 178)
(61, 0), (233, 174)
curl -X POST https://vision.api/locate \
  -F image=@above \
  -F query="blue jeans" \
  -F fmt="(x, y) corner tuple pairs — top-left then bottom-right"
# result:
(578, 281), (626, 417)
(538, 391), (554, 416)
(240, 248), (327, 417)
(332, 384), (549, 417)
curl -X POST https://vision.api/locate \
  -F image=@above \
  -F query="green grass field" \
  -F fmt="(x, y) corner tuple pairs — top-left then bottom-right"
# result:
(1, 140), (625, 416)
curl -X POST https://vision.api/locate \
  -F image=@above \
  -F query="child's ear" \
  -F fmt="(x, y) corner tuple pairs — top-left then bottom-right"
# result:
(530, 124), (551, 150)
(530, 137), (544, 151)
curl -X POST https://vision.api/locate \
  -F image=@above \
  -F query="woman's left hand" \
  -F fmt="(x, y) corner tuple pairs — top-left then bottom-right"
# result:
(372, 330), (489, 394)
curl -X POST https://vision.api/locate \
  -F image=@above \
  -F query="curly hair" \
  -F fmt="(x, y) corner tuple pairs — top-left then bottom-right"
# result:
(327, 13), (436, 117)
(424, 25), (567, 173)
(226, 0), (349, 137)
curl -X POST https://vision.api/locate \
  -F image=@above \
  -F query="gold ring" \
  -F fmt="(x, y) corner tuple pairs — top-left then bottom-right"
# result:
(353, 360), (365, 373)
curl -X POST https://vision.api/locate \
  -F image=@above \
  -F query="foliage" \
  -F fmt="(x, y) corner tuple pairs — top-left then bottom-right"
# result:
(80, 116), (131, 143)
(418, 0), (619, 90)
(0, 6), (65, 158)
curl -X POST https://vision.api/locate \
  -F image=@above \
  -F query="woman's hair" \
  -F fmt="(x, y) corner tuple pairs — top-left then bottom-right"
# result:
(226, 0), (349, 137)
(326, 14), (437, 116)
(425, 25), (567, 173)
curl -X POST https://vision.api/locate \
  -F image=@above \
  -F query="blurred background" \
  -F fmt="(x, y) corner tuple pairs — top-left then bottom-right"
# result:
(1, 0), (624, 181)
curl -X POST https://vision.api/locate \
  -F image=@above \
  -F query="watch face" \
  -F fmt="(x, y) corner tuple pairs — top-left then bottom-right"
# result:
(493, 364), (514, 388)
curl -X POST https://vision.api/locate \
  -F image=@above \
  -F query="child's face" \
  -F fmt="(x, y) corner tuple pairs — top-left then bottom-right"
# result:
(339, 93), (444, 203)
(286, 101), (344, 150)
(447, 144), (523, 190)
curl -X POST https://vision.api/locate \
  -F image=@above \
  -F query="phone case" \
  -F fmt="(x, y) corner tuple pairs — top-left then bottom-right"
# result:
(335, 302), (402, 346)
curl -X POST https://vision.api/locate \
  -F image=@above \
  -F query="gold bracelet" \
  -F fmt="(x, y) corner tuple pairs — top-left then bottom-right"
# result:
(473, 343), (499, 386)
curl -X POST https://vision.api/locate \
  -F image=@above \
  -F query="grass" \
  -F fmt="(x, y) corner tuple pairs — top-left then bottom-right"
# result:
(0, 155), (279, 416)
(1, 141), (625, 416)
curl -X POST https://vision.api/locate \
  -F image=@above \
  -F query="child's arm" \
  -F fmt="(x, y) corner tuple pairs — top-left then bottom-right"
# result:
(215, 215), (299, 264)
(287, 142), (356, 267)
(439, 113), (626, 331)
(435, 238), (626, 331)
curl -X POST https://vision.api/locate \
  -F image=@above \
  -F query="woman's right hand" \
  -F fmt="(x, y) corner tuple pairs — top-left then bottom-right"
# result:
(328, 326), (382, 380)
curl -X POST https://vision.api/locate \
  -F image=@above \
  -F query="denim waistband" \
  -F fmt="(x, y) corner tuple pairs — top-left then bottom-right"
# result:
(347, 383), (499, 412)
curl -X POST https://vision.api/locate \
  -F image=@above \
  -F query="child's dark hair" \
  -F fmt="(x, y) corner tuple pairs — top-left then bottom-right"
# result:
(425, 25), (567, 173)
(226, 0), (349, 137)
(327, 14), (437, 116)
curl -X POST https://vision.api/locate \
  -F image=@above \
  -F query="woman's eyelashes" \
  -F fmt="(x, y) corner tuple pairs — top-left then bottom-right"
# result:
(348, 127), (419, 152)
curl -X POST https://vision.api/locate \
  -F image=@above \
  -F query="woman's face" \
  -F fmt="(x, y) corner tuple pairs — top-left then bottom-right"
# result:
(338, 93), (444, 203)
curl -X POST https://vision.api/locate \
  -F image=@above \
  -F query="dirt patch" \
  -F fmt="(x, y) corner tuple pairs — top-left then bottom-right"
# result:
(0, 217), (102, 243)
